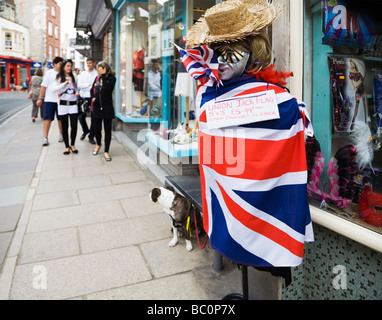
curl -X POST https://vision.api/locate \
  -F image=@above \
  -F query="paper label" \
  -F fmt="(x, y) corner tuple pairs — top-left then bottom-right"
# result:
(206, 90), (280, 130)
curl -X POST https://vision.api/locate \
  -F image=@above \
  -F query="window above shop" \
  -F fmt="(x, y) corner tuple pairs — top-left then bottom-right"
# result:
(3, 30), (25, 54)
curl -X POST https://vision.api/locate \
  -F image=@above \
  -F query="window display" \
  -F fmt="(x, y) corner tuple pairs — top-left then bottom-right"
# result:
(144, 0), (214, 161)
(306, 0), (382, 234)
(117, 2), (155, 120)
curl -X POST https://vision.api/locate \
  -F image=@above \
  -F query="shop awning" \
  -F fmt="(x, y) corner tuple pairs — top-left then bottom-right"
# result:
(0, 56), (33, 64)
(74, 0), (112, 39)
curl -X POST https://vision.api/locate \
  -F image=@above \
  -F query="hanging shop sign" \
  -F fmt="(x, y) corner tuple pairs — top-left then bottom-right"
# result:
(32, 62), (43, 68)
(323, 0), (382, 55)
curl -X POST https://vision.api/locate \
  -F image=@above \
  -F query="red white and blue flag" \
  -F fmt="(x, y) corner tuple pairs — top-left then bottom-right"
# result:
(174, 43), (222, 87)
(177, 46), (314, 267)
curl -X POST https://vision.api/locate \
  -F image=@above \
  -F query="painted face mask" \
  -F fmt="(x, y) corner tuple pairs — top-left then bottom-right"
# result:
(215, 48), (250, 80)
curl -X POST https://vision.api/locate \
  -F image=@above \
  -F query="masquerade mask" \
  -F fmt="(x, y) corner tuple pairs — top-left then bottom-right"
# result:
(216, 49), (250, 80)
(216, 48), (246, 64)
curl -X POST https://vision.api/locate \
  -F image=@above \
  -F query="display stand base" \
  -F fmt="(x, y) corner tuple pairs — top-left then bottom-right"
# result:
(222, 265), (248, 300)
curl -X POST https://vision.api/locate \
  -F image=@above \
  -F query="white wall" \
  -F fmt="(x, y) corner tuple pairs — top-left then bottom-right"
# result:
(0, 16), (30, 59)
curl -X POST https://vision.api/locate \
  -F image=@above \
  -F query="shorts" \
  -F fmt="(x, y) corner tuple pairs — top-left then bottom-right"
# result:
(43, 102), (61, 121)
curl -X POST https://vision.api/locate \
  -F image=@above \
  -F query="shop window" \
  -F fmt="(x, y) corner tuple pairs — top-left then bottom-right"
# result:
(5, 31), (12, 50)
(142, 0), (215, 158)
(48, 22), (53, 37)
(0, 61), (7, 89)
(117, 2), (153, 122)
(305, 0), (382, 234)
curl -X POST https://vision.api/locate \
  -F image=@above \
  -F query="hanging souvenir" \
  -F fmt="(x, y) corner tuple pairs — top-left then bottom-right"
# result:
(323, 0), (382, 55)
(358, 185), (382, 227)
(306, 136), (358, 209)
(328, 55), (368, 133)
(374, 69), (382, 134)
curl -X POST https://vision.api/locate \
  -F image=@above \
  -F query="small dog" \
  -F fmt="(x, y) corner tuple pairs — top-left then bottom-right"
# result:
(149, 186), (204, 251)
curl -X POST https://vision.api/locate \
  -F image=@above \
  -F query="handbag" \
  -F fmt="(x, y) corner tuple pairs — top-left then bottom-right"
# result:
(77, 97), (84, 114)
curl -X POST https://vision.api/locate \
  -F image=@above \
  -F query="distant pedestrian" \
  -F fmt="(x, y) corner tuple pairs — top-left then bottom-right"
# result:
(37, 57), (64, 146)
(10, 74), (15, 91)
(30, 68), (44, 122)
(91, 61), (116, 162)
(77, 57), (97, 144)
(53, 59), (79, 155)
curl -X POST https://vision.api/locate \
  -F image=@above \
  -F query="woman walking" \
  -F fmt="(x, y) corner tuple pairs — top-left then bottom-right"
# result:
(31, 68), (44, 122)
(91, 61), (116, 162)
(53, 59), (79, 155)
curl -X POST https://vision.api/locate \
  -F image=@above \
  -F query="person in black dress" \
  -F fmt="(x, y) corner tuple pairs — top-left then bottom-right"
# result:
(91, 61), (116, 162)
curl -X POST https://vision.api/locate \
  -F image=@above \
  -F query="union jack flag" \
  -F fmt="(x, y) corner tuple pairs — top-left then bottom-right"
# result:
(174, 43), (222, 86)
(177, 46), (314, 267)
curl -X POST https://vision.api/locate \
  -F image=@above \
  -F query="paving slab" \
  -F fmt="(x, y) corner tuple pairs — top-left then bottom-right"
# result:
(27, 200), (126, 233)
(9, 246), (152, 300)
(32, 190), (80, 211)
(36, 175), (112, 194)
(78, 181), (155, 204)
(140, 239), (212, 279)
(78, 214), (170, 254)
(120, 196), (164, 218)
(19, 228), (80, 264)
(86, 272), (209, 300)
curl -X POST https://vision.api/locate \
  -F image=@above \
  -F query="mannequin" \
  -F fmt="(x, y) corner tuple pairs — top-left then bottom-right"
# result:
(178, 0), (314, 268)
(133, 45), (145, 109)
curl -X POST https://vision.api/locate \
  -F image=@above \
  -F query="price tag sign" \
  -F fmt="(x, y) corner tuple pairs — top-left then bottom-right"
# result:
(206, 90), (280, 130)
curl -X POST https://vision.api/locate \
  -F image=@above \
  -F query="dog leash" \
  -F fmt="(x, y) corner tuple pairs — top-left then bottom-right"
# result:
(190, 204), (208, 249)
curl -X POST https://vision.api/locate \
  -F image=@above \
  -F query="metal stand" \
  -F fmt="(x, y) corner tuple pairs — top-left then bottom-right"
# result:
(222, 265), (249, 300)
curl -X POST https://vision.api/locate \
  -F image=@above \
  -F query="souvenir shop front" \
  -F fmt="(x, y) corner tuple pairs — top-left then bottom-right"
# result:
(281, 0), (382, 299)
(113, 0), (382, 299)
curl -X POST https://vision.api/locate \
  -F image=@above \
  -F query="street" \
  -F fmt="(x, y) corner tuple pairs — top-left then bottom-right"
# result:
(0, 100), (243, 300)
(0, 92), (31, 125)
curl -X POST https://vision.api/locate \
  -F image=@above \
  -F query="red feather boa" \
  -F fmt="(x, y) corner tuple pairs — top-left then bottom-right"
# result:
(358, 185), (382, 227)
(247, 65), (294, 86)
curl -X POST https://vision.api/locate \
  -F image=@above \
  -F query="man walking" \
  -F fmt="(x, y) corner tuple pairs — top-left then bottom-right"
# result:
(77, 57), (98, 144)
(37, 57), (64, 146)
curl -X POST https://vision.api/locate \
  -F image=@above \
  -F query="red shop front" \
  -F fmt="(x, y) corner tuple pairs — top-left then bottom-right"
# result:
(0, 56), (33, 91)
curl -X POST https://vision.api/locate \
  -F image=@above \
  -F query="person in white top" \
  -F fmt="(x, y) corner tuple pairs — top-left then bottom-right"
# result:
(77, 57), (98, 143)
(52, 59), (79, 155)
(36, 56), (64, 146)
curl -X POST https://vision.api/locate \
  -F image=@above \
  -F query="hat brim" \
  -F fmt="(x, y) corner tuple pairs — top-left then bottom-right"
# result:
(186, 0), (282, 47)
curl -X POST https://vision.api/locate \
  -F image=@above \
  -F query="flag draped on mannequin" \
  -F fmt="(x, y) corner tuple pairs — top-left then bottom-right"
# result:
(177, 45), (314, 267)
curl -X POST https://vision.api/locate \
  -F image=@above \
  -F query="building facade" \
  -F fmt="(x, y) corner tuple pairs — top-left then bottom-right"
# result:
(0, 0), (31, 90)
(61, 34), (87, 71)
(13, 0), (61, 67)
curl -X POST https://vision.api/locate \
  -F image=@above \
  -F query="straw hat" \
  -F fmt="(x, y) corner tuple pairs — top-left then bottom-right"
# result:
(186, 0), (282, 47)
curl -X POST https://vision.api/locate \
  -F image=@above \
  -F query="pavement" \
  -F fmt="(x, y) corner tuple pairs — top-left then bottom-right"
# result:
(0, 100), (243, 300)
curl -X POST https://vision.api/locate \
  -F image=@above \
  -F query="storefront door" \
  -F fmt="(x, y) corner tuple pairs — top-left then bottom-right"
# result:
(9, 64), (17, 89)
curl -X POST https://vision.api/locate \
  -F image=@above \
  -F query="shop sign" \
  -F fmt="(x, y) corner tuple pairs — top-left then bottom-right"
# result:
(32, 62), (43, 68)
(206, 90), (280, 130)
